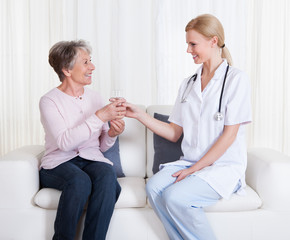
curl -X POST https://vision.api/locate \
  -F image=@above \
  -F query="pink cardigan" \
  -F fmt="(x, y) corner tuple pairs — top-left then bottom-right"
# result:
(39, 87), (116, 169)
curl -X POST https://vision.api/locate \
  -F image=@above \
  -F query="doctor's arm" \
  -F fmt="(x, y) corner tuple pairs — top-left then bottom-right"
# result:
(173, 123), (240, 182)
(124, 102), (183, 142)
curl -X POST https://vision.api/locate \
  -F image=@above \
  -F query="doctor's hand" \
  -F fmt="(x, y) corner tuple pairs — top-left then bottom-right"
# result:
(122, 102), (144, 120)
(108, 119), (125, 137)
(172, 167), (195, 183)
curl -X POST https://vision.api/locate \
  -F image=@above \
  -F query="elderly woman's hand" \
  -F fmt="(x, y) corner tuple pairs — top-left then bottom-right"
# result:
(95, 99), (126, 122)
(108, 119), (125, 137)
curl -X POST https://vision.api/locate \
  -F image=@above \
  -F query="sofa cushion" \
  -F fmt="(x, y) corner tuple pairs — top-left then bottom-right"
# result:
(153, 113), (183, 174)
(119, 107), (146, 177)
(103, 137), (125, 178)
(34, 177), (146, 209)
(146, 105), (174, 177)
(204, 185), (262, 212)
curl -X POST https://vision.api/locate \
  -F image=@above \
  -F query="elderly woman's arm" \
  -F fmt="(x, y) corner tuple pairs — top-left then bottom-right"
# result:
(99, 120), (125, 152)
(39, 96), (106, 152)
(39, 96), (125, 152)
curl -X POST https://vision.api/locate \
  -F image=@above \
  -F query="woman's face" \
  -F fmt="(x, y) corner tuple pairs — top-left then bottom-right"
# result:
(68, 49), (95, 86)
(186, 29), (214, 65)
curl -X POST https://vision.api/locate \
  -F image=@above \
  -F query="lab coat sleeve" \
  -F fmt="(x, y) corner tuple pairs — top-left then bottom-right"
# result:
(224, 71), (252, 126)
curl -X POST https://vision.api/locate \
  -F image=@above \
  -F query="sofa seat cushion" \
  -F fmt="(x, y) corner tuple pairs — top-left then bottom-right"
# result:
(146, 184), (262, 212)
(204, 185), (262, 212)
(34, 177), (146, 210)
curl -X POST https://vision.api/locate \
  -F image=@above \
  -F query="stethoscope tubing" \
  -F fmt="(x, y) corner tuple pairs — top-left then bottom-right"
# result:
(218, 64), (230, 113)
(181, 64), (230, 121)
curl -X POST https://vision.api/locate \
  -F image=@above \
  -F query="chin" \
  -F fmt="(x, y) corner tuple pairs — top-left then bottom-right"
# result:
(194, 59), (201, 64)
(86, 79), (92, 85)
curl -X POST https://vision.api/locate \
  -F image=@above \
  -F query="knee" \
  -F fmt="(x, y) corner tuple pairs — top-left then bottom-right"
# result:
(146, 176), (160, 198)
(67, 173), (92, 197)
(92, 164), (120, 195)
(94, 164), (117, 184)
(162, 187), (184, 210)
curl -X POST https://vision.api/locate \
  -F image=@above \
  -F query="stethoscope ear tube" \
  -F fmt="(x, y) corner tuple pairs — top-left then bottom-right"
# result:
(218, 64), (229, 113)
(215, 64), (230, 121)
(181, 73), (197, 103)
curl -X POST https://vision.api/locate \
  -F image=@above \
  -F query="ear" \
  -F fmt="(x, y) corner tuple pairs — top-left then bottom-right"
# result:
(62, 68), (71, 77)
(211, 36), (218, 48)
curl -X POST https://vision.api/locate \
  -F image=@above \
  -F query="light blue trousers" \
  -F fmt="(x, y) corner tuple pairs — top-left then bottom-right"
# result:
(146, 165), (221, 240)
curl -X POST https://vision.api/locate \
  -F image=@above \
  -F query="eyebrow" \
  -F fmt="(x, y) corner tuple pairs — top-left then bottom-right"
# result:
(81, 57), (91, 61)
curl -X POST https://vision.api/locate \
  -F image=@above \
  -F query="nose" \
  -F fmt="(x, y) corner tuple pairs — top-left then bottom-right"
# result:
(90, 62), (95, 71)
(186, 44), (191, 53)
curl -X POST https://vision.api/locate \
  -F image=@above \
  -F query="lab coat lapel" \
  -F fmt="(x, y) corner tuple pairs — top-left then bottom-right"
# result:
(192, 68), (203, 102)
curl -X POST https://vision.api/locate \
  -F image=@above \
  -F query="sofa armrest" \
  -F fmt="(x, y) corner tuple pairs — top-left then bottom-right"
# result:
(0, 145), (44, 208)
(246, 147), (290, 211)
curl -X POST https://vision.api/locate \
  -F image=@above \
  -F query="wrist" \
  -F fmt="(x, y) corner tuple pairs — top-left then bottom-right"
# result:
(189, 165), (197, 174)
(136, 110), (146, 121)
(95, 110), (107, 122)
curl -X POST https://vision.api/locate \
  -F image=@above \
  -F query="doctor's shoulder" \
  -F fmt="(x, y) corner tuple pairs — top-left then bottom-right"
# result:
(227, 66), (251, 90)
(178, 76), (192, 91)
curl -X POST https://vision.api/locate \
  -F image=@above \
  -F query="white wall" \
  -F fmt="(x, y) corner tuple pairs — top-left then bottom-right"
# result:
(0, 0), (289, 157)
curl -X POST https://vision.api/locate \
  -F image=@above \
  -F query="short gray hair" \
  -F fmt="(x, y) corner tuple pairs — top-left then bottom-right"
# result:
(48, 40), (92, 81)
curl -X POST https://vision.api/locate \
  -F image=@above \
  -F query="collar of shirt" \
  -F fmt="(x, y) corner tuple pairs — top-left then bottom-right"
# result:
(211, 59), (229, 81)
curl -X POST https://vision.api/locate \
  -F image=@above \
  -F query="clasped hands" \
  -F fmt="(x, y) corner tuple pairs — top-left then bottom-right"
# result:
(95, 98), (127, 137)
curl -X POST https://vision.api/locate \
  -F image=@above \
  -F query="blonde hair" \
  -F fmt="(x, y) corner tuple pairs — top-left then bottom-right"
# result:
(185, 14), (233, 66)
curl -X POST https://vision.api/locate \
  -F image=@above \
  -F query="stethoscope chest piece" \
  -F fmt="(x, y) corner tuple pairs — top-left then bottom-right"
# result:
(214, 112), (223, 121)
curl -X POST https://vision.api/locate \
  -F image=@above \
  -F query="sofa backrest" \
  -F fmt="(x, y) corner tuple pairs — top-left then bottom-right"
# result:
(119, 105), (147, 178)
(146, 105), (173, 178)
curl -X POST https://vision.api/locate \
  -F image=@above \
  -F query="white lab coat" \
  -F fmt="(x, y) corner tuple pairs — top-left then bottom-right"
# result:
(166, 59), (252, 199)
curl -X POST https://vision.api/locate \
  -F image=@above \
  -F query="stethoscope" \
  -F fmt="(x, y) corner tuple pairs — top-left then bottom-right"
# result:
(181, 64), (230, 121)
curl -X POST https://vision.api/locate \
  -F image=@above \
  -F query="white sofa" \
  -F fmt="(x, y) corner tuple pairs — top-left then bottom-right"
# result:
(1, 105), (290, 240)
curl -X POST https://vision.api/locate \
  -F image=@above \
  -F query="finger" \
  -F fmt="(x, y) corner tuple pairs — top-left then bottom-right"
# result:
(122, 102), (133, 108)
(110, 120), (123, 128)
(175, 175), (184, 183)
(116, 106), (126, 112)
(109, 121), (119, 131)
(110, 121), (124, 134)
(115, 105), (126, 111)
(111, 119), (124, 128)
(114, 98), (127, 106)
(172, 170), (182, 177)
(114, 113), (126, 120)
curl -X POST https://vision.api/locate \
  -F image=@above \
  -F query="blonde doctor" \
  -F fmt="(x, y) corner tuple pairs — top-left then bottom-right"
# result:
(124, 14), (252, 240)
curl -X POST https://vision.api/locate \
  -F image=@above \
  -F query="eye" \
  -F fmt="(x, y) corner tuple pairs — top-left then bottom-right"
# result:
(190, 42), (196, 47)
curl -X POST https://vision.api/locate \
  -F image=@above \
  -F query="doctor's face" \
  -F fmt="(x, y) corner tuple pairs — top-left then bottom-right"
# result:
(186, 29), (213, 65)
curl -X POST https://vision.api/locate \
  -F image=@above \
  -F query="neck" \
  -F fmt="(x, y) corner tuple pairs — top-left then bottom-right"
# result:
(58, 80), (84, 97)
(202, 57), (223, 76)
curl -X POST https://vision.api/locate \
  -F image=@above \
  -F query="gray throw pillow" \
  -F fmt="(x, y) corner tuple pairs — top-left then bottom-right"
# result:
(153, 113), (183, 174)
(103, 137), (125, 178)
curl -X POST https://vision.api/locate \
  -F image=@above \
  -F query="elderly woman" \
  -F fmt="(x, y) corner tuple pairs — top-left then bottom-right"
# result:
(39, 40), (126, 240)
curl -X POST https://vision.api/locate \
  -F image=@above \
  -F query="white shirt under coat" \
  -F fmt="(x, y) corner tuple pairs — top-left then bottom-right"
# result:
(165, 59), (252, 199)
